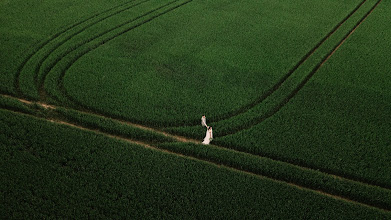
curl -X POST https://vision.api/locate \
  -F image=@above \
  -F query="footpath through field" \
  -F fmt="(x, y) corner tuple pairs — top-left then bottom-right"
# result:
(1, 93), (390, 212)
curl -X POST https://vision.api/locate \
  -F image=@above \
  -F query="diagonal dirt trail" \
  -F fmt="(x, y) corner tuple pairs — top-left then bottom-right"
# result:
(1, 94), (198, 143)
(2, 93), (391, 207)
(1, 103), (390, 213)
(1, 93), (389, 189)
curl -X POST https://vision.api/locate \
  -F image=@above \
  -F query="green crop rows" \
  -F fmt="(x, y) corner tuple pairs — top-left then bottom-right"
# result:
(1, 0), (390, 218)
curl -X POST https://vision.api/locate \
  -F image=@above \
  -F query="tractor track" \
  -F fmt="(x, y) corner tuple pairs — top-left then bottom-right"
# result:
(166, 0), (369, 127)
(36, 0), (152, 100)
(40, 0), (188, 103)
(4, 0), (388, 211)
(14, 0), (142, 98)
(55, 0), (379, 132)
(217, 0), (383, 137)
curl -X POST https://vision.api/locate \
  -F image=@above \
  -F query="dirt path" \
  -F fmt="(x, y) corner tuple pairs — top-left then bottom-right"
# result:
(2, 93), (390, 193)
(1, 103), (389, 212)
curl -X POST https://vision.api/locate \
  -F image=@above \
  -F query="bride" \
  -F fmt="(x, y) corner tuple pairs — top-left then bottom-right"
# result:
(202, 126), (213, 145)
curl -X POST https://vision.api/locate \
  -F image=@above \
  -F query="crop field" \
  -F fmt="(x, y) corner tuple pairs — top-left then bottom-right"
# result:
(1, 0), (390, 218)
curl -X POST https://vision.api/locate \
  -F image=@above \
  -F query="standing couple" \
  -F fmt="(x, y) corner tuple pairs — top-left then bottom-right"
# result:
(201, 115), (213, 145)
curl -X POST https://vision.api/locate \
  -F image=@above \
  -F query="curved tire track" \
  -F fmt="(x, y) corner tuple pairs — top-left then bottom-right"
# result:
(166, 0), (368, 127)
(6, 0), (388, 206)
(52, 0), (389, 192)
(60, 0), (370, 128)
(35, 0), (154, 101)
(11, 0), (387, 192)
(42, 0), (189, 104)
(218, 0), (383, 137)
(15, 0), (142, 98)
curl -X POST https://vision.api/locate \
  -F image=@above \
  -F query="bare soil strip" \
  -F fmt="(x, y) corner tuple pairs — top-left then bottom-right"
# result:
(1, 106), (389, 212)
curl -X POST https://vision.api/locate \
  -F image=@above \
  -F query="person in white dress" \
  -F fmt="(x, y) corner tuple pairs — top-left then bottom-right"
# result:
(201, 115), (207, 127)
(202, 126), (213, 145)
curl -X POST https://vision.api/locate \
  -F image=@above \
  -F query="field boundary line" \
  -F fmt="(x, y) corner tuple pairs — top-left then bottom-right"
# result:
(1, 105), (390, 213)
(14, 0), (141, 98)
(1, 93), (390, 195)
(267, 0), (384, 122)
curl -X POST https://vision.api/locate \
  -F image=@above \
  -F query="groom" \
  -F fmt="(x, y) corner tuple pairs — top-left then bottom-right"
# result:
(201, 115), (208, 128)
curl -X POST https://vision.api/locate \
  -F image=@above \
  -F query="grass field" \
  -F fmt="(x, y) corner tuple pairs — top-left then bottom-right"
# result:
(1, 0), (390, 218)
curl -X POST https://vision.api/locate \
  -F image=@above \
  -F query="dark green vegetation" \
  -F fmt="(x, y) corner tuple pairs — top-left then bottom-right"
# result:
(1, 109), (390, 219)
(64, 0), (365, 125)
(1, 0), (390, 218)
(215, 0), (391, 188)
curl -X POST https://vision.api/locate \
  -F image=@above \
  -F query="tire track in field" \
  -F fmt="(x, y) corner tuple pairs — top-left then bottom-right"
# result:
(58, 0), (373, 130)
(209, 0), (368, 122)
(41, 0), (191, 104)
(6, 0), (388, 195)
(0, 105), (390, 213)
(36, 0), (152, 100)
(51, 0), (367, 127)
(1, 93), (391, 211)
(161, 1), (386, 190)
(212, 0), (387, 190)
(218, 0), (383, 137)
(14, 0), (142, 98)
(166, 0), (368, 128)
(36, 0), (159, 101)
(4, 0), (389, 210)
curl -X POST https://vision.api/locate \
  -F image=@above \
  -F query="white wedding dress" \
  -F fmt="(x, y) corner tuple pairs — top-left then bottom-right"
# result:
(202, 128), (213, 145)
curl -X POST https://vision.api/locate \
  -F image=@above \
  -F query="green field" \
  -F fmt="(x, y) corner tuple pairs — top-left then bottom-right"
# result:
(1, 0), (390, 218)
